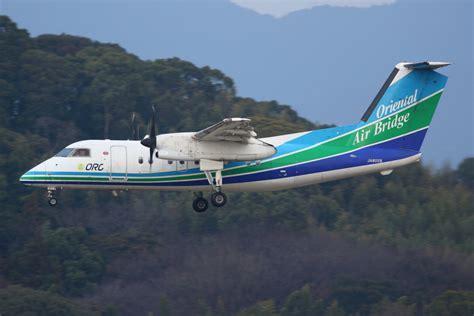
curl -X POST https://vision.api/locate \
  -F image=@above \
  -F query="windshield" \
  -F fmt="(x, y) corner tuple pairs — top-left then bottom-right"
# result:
(71, 148), (90, 157)
(55, 148), (74, 157)
(54, 148), (90, 157)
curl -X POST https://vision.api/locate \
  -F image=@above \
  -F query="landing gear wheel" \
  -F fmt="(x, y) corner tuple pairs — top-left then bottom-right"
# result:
(48, 197), (58, 207)
(47, 188), (57, 207)
(211, 192), (227, 207)
(193, 197), (209, 213)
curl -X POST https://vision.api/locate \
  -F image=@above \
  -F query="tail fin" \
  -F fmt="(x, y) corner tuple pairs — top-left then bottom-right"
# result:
(355, 61), (449, 151)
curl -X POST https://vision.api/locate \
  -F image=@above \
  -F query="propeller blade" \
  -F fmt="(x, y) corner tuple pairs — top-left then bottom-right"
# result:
(140, 106), (158, 164)
(131, 112), (137, 140)
(150, 106), (156, 138)
(149, 147), (154, 164)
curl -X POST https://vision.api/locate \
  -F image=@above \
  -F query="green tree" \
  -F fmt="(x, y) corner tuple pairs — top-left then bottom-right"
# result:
(331, 281), (399, 315)
(324, 301), (345, 316)
(426, 290), (474, 316)
(457, 157), (474, 188)
(0, 285), (100, 315)
(0, 16), (31, 127)
(7, 224), (105, 296)
(158, 296), (171, 316)
(238, 300), (278, 316)
(281, 284), (324, 316)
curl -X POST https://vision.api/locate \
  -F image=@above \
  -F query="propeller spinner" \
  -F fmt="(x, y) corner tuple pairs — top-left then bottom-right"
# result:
(140, 106), (157, 164)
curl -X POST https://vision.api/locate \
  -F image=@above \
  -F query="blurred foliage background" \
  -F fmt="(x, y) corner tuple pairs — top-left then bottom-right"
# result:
(0, 16), (473, 316)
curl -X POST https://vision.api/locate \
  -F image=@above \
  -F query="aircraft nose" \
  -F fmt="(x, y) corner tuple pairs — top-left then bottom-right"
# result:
(19, 169), (32, 185)
(19, 160), (49, 185)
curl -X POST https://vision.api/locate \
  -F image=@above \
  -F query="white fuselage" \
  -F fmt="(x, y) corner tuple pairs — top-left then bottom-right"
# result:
(20, 135), (421, 192)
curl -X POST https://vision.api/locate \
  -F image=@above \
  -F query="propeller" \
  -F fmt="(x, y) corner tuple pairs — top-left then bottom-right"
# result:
(140, 106), (157, 164)
(131, 112), (140, 140)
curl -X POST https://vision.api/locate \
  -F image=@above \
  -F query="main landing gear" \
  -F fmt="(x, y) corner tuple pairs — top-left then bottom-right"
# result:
(211, 192), (227, 207)
(192, 191), (228, 213)
(192, 160), (228, 213)
(47, 188), (58, 207)
(193, 192), (209, 213)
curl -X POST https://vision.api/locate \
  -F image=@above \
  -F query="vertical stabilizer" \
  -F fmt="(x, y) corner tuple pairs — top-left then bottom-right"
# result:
(353, 61), (449, 151)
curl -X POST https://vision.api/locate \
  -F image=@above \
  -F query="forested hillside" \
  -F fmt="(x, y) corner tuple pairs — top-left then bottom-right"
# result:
(0, 16), (473, 316)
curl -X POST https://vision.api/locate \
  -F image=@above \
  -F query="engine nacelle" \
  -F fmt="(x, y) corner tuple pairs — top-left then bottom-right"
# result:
(156, 132), (276, 161)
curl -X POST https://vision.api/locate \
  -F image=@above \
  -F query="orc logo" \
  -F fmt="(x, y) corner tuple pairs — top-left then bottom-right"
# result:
(85, 163), (104, 171)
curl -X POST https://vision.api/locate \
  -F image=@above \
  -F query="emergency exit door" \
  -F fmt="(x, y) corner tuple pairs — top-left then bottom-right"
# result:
(110, 146), (127, 181)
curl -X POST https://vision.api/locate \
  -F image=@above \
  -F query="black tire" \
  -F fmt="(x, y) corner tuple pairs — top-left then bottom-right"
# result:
(193, 197), (209, 213)
(211, 192), (227, 207)
(48, 198), (58, 207)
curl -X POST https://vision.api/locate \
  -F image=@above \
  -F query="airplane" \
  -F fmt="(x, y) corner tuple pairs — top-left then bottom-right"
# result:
(20, 61), (449, 212)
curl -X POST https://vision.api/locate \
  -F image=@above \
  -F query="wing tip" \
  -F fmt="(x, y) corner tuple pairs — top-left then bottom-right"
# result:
(224, 117), (251, 123)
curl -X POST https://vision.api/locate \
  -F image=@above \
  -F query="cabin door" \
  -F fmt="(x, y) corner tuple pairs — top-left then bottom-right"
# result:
(110, 146), (128, 181)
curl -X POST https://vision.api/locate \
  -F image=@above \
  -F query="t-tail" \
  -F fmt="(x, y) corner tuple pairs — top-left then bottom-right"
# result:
(349, 61), (449, 153)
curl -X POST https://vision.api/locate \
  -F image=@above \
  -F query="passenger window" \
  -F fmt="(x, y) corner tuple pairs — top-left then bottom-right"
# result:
(71, 148), (90, 157)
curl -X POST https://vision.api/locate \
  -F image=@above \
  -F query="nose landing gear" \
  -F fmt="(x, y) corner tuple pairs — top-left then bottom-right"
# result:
(47, 188), (58, 207)
(48, 197), (58, 207)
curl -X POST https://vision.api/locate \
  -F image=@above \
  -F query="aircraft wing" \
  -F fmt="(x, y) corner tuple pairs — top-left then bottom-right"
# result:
(193, 118), (257, 142)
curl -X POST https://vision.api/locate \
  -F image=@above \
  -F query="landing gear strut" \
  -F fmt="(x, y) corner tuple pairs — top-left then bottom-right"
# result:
(203, 168), (227, 208)
(47, 188), (58, 207)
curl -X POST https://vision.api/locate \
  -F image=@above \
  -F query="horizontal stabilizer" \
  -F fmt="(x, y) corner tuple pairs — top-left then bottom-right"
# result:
(402, 61), (451, 70)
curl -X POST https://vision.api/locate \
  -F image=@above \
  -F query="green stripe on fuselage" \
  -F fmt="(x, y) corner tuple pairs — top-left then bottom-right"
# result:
(222, 91), (441, 176)
(24, 91), (442, 183)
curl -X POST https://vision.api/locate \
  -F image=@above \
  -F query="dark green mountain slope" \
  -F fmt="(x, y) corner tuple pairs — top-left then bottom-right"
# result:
(0, 16), (473, 316)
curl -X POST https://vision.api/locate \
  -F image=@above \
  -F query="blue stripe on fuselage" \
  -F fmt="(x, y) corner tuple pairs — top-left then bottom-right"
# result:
(21, 129), (426, 188)
(223, 128), (426, 184)
(23, 125), (359, 178)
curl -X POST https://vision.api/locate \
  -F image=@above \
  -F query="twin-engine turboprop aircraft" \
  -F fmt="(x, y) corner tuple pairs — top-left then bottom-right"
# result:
(20, 61), (449, 212)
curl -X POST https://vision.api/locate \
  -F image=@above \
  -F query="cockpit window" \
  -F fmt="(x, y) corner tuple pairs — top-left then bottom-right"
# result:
(54, 148), (90, 157)
(55, 148), (74, 157)
(71, 148), (90, 157)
